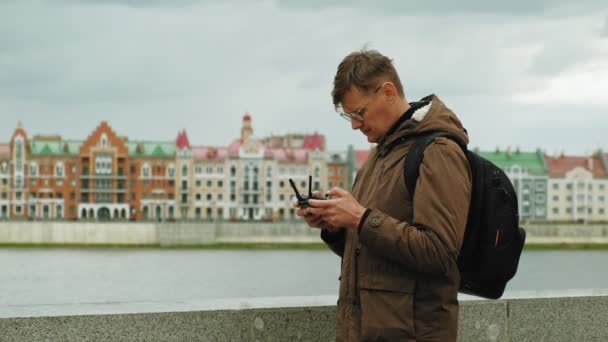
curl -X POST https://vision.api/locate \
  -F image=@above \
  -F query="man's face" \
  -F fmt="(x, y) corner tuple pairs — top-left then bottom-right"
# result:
(340, 85), (389, 143)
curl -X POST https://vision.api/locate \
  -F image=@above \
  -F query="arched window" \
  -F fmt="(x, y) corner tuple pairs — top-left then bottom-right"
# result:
(100, 133), (110, 148)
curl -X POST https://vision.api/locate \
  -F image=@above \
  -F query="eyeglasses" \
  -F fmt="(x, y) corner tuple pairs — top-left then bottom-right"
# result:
(339, 84), (383, 122)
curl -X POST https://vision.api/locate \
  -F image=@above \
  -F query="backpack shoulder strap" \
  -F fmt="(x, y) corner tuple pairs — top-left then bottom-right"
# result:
(403, 131), (466, 199)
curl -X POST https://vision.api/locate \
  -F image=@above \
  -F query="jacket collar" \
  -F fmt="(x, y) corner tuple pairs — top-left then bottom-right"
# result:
(376, 94), (434, 155)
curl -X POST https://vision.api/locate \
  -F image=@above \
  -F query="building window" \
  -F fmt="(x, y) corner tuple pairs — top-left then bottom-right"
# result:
(196, 180), (202, 187)
(167, 164), (176, 178)
(230, 166), (236, 177)
(100, 133), (109, 148)
(206, 180), (212, 187)
(206, 194), (212, 201)
(218, 180), (223, 187)
(553, 208), (559, 214)
(95, 155), (112, 175)
(142, 164), (151, 178)
(182, 164), (188, 177)
(196, 194), (201, 200)
(30, 163), (38, 177)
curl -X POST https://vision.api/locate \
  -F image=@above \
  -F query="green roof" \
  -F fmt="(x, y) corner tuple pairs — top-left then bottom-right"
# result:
(479, 150), (547, 176)
(126, 141), (176, 158)
(29, 139), (176, 158)
(29, 140), (82, 156)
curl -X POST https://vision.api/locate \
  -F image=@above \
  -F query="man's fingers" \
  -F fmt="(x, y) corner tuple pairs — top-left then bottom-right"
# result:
(325, 187), (348, 198)
(308, 198), (334, 208)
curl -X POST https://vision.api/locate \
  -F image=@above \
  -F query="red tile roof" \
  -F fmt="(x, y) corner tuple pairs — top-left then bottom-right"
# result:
(192, 146), (231, 160)
(243, 113), (251, 121)
(302, 132), (324, 151)
(544, 155), (607, 178)
(176, 130), (191, 150)
(265, 148), (309, 162)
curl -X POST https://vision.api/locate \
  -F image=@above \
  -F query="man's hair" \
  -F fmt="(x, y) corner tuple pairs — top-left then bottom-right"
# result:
(332, 49), (404, 111)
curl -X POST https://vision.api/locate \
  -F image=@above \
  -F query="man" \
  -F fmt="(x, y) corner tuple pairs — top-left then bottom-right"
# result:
(296, 49), (472, 341)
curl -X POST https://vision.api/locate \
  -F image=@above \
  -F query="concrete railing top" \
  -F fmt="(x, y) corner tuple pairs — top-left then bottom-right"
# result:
(3, 289), (608, 319)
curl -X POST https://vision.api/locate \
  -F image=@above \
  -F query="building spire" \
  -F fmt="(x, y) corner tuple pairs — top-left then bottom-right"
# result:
(241, 113), (253, 141)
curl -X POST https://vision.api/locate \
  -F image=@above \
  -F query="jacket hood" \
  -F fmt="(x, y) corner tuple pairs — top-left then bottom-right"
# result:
(377, 95), (469, 155)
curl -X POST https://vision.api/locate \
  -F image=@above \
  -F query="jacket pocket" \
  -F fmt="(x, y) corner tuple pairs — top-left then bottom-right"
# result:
(358, 274), (416, 341)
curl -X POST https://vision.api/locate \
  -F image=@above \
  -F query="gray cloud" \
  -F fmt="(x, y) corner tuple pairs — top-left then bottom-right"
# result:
(0, 0), (607, 154)
(275, 0), (608, 16)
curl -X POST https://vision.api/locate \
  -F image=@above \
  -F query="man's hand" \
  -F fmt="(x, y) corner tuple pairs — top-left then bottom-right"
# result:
(294, 192), (340, 232)
(307, 187), (366, 230)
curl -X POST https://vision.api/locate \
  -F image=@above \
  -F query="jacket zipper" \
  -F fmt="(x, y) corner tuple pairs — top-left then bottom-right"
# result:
(353, 246), (361, 306)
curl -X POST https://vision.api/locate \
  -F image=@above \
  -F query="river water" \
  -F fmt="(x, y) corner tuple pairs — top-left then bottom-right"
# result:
(0, 249), (606, 307)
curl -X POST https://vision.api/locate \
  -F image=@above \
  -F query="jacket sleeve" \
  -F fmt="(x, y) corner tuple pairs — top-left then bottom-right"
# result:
(321, 228), (346, 257)
(358, 138), (471, 277)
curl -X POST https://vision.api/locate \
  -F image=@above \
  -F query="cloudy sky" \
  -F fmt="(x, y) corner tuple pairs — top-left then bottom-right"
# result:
(1, 0), (607, 155)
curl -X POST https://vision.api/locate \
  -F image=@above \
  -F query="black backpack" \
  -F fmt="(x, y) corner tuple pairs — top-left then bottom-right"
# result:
(404, 130), (526, 299)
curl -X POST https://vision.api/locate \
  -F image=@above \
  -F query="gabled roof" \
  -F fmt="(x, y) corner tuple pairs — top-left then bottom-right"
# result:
(126, 141), (176, 158)
(176, 130), (191, 150)
(29, 140), (82, 157)
(544, 155), (607, 178)
(479, 150), (547, 176)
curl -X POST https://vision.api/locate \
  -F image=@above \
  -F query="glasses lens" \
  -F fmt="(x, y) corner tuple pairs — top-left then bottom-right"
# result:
(340, 113), (352, 122)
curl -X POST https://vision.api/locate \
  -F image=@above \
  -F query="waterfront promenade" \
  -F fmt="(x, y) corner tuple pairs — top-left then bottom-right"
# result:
(1, 290), (607, 341)
(1, 221), (608, 246)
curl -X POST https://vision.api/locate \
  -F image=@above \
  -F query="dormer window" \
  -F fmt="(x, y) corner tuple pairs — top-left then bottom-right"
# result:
(100, 134), (109, 148)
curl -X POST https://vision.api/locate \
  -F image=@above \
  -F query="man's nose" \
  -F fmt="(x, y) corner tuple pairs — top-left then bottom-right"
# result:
(351, 118), (363, 130)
